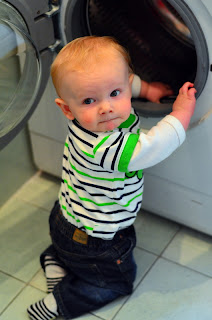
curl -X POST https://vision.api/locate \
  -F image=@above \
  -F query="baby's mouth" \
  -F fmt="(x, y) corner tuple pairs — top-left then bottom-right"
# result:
(100, 117), (118, 123)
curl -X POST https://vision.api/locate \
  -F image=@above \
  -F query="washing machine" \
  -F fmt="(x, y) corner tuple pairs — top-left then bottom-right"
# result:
(1, 0), (212, 235)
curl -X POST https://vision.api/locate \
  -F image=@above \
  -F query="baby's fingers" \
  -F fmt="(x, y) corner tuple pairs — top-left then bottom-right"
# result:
(188, 87), (197, 98)
(179, 82), (194, 94)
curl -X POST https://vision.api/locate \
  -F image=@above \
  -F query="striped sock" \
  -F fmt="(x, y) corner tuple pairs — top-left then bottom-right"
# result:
(27, 293), (58, 320)
(44, 255), (67, 293)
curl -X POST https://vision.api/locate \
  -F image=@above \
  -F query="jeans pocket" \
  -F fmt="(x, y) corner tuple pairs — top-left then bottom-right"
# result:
(114, 238), (137, 285)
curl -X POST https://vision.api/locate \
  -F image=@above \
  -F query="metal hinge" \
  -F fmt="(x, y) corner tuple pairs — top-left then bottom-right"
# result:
(48, 39), (61, 52)
(45, 4), (60, 18)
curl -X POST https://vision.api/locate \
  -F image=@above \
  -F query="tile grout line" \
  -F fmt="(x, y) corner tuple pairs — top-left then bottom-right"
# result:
(135, 223), (182, 262)
(110, 225), (183, 320)
(0, 171), (59, 317)
(111, 254), (161, 320)
(161, 255), (212, 279)
(0, 171), (42, 212)
(14, 197), (52, 213)
(90, 313), (107, 320)
(111, 225), (212, 320)
(0, 270), (28, 284)
(158, 224), (182, 258)
(154, 223), (212, 276)
(0, 267), (47, 317)
(0, 283), (28, 316)
(13, 171), (60, 212)
(110, 242), (162, 320)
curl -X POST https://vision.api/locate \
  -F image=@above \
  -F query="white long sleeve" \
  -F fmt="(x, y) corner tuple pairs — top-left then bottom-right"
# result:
(128, 115), (185, 171)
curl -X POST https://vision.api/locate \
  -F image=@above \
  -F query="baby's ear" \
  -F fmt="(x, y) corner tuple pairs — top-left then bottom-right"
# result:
(55, 98), (74, 120)
(129, 73), (134, 85)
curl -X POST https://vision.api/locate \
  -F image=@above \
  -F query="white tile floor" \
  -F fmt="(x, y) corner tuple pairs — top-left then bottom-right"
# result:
(1, 171), (212, 320)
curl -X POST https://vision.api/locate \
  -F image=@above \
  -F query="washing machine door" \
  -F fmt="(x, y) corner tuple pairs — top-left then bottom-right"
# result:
(0, 0), (56, 150)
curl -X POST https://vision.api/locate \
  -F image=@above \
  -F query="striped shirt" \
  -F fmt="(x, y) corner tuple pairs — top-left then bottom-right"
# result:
(59, 108), (185, 239)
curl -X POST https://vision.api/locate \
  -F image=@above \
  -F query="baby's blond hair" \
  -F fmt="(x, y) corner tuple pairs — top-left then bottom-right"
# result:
(51, 36), (133, 97)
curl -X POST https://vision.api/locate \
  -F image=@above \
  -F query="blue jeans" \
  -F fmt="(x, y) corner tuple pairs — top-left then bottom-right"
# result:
(41, 201), (137, 319)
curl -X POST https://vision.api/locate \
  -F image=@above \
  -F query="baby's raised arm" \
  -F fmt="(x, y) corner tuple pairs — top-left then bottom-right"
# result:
(140, 80), (174, 103)
(126, 81), (196, 171)
(132, 75), (173, 103)
(133, 76), (196, 128)
(170, 82), (197, 130)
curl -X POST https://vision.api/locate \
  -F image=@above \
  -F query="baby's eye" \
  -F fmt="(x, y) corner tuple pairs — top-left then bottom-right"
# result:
(110, 90), (120, 97)
(83, 98), (95, 105)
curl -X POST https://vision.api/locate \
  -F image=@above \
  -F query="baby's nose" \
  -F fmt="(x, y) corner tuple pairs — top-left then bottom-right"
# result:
(99, 101), (113, 114)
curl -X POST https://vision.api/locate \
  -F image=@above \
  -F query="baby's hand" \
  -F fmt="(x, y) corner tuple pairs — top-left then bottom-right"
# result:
(171, 82), (197, 130)
(144, 81), (174, 103)
(173, 82), (196, 114)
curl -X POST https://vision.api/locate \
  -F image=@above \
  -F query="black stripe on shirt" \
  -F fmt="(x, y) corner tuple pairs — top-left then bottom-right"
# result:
(111, 135), (124, 170)
(62, 191), (142, 215)
(73, 119), (98, 138)
(74, 175), (142, 192)
(68, 126), (93, 148)
(71, 154), (113, 174)
(73, 208), (136, 224)
(62, 177), (143, 201)
(62, 166), (143, 191)
(130, 111), (139, 132)
(68, 137), (100, 167)
(93, 230), (115, 235)
(100, 132), (123, 168)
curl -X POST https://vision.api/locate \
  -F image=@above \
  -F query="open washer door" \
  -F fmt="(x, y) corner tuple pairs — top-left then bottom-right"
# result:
(0, 0), (56, 150)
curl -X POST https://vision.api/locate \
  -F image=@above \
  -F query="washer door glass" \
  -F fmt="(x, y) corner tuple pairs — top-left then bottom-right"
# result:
(0, 1), (41, 139)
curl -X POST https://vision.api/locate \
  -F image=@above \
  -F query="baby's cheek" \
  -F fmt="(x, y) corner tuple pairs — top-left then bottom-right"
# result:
(121, 102), (132, 119)
(82, 115), (93, 124)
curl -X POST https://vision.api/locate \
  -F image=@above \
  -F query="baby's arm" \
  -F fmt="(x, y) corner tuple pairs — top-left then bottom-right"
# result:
(131, 74), (173, 103)
(140, 80), (173, 103)
(127, 82), (196, 171)
(170, 82), (196, 130)
(132, 76), (196, 129)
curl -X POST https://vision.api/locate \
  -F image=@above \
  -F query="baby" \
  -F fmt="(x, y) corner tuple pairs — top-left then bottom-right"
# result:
(27, 36), (196, 320)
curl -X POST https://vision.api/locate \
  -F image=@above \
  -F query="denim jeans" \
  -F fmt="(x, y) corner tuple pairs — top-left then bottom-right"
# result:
(41, 201), (137, 319)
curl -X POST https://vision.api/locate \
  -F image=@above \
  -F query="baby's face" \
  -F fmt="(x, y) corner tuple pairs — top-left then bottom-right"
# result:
(59, 52), (133, 132)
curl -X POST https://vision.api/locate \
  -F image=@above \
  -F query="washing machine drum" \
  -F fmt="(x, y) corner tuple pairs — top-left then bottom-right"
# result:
(64, 0), (208, 117)
(88, 0), (196, 93)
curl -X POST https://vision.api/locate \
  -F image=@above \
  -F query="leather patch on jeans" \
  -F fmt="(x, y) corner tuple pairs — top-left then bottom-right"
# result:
(73, 229), (88, 245)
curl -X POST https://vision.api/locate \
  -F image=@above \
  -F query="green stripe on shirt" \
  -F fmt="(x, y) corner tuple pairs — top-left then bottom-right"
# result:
(118, 133), (139, 172)
(118, 114), (136, 128)
(82, 135), (110, 158)
(69, 161), (127, 182)
(61, 203), (93, 230)
(63, 179), (143, 207)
